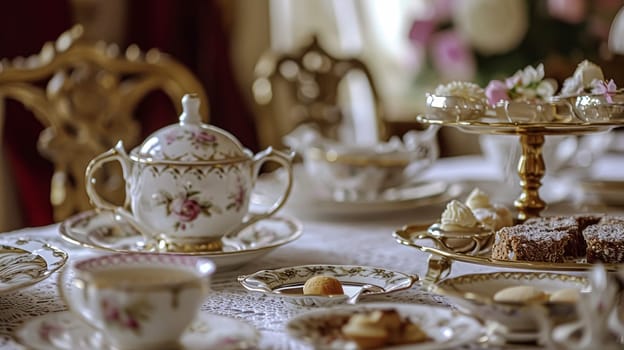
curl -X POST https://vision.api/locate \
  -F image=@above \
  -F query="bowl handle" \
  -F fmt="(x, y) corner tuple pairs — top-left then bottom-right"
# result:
(85, 141), (155, 242)
(241, 147), (294, 228)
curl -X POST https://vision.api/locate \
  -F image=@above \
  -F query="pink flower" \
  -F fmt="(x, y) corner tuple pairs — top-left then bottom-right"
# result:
(164, 131), (178, 145)
(430, 30), (476, 81)
(547, 0), (587, 24)
(485, 80), (510, 105)
(170, 198), (201, 222)
(591, 79), (618, 103)
(195, 131), (217, 145)
(409, 19), (436, 46)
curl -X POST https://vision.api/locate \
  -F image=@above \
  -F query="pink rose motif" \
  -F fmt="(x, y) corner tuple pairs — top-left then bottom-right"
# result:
(485, 80), (510, 106)
(430, 30), (476, 81)
(170, 198), (202, 222)
(164, 131), (178, 145)
(195, 131), (217, 145)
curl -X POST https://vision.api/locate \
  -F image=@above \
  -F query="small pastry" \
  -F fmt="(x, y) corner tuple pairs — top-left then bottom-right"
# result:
(465, 187), (492, 210)
(549, 288), (580, 303)
(464, 188), (513, 231)
(302, 276), (344, 295)
(493, 285), (549, 303)
(342, 317), (388, 350)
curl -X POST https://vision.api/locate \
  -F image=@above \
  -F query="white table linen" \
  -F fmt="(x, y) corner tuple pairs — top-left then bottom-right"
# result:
(1, 155), (623, 349)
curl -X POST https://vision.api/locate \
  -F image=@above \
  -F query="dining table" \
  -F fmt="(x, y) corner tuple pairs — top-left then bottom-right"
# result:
(1, 152), (623, 350)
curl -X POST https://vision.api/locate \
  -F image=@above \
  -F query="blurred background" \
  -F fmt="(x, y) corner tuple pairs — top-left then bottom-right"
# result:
(1, 0), (624, 229)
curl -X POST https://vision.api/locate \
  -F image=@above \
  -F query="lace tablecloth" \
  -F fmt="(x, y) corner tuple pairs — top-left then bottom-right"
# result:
(1, 155), (622, 349)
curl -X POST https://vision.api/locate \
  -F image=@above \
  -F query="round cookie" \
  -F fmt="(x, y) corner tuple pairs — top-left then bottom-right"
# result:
(302, 276), (344, 295)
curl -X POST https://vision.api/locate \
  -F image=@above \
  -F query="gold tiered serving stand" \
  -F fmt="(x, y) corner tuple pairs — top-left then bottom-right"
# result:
(419, 96), (624, 221)
(397, 95), (624, 285)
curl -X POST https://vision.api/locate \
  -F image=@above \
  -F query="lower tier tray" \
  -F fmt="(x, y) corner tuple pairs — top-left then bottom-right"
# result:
(393, 223), (621, 272)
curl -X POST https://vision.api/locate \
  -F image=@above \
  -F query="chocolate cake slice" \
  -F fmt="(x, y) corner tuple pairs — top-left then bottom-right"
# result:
(523, 215), (603, 257)
(492, 225), (573, 263)
(598, 215), (624, 225)
(583, 223), (624, 263)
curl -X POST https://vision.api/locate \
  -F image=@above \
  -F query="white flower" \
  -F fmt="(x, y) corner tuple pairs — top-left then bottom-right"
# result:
(453, 0), (529, 55)
(521, 64), (545, 86)
(504, 64), (557, 101)
(561, 60), (604, 95)
(434, 81), (486, 101)
(536, 79), (557, 99)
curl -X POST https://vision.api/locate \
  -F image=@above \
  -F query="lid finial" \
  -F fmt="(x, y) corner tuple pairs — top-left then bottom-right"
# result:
(180, 93), (201, 125)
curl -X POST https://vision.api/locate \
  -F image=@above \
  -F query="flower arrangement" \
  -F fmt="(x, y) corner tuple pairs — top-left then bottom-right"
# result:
(483, 60), (620, 106)
(409, 0), (623, 93)
(485, 64), (557, 105)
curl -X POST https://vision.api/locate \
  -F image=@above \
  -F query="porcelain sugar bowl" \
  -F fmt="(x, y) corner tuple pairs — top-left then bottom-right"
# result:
(86, 93), (294, 252)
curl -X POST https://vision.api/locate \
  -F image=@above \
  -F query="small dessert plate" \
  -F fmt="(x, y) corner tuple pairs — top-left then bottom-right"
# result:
(431, 272), (590, 333)
(238, 264), (418, 307)
(287, 302), (483, 349)
(59, 210), (302, 272)
(0, 237), (68, 294)
(15, 311), (259, 350)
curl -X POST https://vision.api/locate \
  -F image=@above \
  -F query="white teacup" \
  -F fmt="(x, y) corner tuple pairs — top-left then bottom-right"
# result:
(85, 94), (294, 251)
(59, 253), (215, 349)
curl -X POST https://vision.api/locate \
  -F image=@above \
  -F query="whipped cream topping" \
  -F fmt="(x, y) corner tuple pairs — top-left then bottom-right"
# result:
(465, 187), (492, 210)
(440, 200), (479, 231)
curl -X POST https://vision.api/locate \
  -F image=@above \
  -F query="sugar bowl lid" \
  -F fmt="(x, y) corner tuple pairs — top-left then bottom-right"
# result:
(131, 93), (248, 163)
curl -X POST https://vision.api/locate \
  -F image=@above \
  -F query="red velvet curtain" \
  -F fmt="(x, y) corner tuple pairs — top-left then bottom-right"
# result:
(0, 0), (258, 227)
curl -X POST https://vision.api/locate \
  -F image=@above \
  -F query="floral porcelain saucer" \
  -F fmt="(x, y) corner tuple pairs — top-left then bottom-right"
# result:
(255, 166), (462, 216)
(15, 311), (259, 350)
(59, 210), (302, 271)
(0, 237), (67, 294)
(238, 264), (418, 307)
(431, 272), (589, 334)
(287, 302), (483, 349)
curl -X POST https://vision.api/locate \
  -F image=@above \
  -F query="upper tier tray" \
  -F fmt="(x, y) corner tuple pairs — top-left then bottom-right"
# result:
(421, 94), (624, 135)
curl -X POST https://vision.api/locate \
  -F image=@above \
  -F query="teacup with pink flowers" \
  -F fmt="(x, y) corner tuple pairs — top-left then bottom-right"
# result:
(59, 253), (216, 349)
(85, 94), (294, 251)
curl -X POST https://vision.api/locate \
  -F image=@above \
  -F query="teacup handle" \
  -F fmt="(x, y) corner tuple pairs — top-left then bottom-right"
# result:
(85, 141), (155, 241)
(237, 147), (294, 230)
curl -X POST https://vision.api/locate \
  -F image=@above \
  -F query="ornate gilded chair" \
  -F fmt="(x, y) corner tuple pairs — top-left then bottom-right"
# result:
(252, 35), (387, 148)
(0, 25), (208, 222)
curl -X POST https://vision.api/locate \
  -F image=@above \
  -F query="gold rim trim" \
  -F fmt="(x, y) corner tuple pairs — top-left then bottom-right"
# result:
(416, 115), (624, 135)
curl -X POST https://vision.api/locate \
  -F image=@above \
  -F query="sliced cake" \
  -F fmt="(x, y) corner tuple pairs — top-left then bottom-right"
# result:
(582, 223), (624, 263)
(491, 225), (574, 263)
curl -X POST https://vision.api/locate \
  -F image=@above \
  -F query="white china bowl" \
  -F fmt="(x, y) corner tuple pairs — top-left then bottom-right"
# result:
(301, 139), (438, 201)
(238, 264), (418, 307)
(425, 94), (487, 121)
(431, 272), (589, 332)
